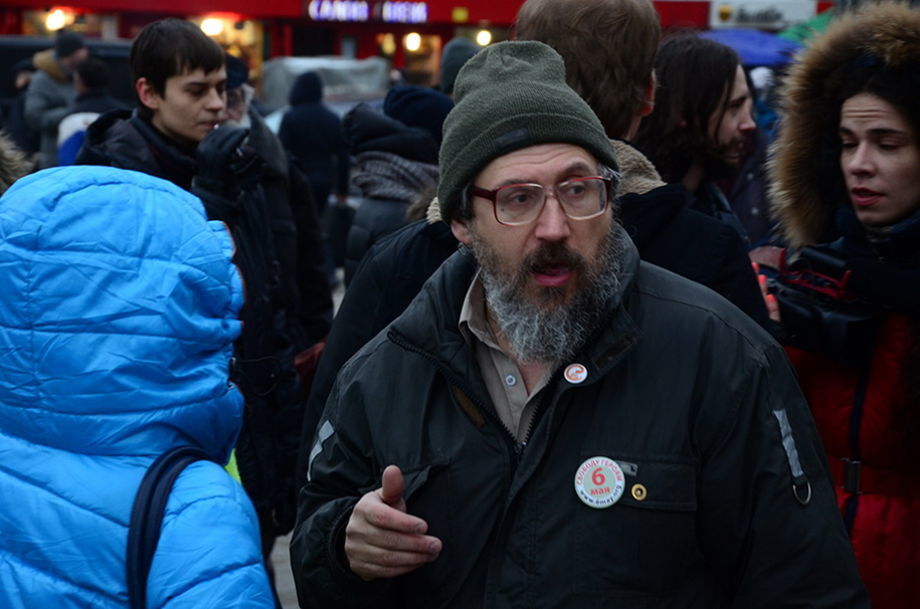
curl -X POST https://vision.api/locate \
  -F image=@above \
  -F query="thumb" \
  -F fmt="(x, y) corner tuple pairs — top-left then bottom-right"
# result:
(379, 465), (405, 507)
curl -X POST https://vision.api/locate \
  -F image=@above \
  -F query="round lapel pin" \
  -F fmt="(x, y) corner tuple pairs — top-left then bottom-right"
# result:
(574, 456), (625, 509)
(564, 363), (588, 384)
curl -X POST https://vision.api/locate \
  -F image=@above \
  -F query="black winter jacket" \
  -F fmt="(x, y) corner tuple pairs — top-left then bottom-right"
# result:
(297, 219), (456, 484)
(341, 104), (440, 282)
(292, 228), (867, 609)
(619, 183), (770, 328)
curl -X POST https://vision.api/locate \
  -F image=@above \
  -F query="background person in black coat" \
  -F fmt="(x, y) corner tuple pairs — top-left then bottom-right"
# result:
(279, 71), (350, 215)
(341, 86), (451, 284)
(57, 57), (127, 165)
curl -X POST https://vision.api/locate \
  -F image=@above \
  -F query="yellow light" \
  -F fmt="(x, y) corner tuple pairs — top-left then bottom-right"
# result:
(201, 17), (224, 36)
(380, 33), (396, 56)
(46, 9), (67, 31)
(476, 29), (491, 46)
(404, 32), (422, 52)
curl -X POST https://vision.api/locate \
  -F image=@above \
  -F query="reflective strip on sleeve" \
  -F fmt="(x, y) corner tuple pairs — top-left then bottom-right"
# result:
(307, 420), (335, 482)
(772, 409), (804, 478)
(773, 409), (812, 505)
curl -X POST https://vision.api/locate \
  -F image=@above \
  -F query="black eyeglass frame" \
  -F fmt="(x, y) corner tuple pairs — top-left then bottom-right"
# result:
(470, 176), (614, 226)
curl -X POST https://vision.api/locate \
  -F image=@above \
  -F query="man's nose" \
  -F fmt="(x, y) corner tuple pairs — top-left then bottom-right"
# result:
(533, 193), (572, 242)
(739, 109), (756, 133)
(206, 88), (226, 112)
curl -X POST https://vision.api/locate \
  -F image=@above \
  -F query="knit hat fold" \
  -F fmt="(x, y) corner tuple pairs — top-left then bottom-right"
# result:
(437, 41), (617, 222)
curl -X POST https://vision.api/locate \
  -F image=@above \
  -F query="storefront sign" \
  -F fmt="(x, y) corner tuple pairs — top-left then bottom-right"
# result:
(308, 0), (370, 22)
(379, 1), (428, 23)
(709, 1), (815, 29)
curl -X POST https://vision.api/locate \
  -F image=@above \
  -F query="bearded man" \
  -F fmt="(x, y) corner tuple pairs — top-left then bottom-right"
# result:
(291, 41), (866, 609)
(634, 34), (756, 242)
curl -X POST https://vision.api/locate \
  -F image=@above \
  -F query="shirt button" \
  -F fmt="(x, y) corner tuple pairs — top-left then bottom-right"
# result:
(505, 374), (517, 387)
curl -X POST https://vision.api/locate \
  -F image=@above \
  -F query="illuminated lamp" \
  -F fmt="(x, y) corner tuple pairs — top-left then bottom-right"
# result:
(201, 17), (224, 36)
(476, 29), (491, 46)
(46, 8), (68, 31)
(405, 32), (422, 52)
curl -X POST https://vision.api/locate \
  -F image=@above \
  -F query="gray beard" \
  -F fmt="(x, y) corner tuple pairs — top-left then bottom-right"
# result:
(471, 225), (627, 365)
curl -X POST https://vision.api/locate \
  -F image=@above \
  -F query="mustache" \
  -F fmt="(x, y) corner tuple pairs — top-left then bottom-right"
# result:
(524, 242), (588, 274)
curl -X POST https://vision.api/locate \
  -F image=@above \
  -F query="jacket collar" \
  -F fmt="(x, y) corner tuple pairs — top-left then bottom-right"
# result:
(78, 109), (198, 191)
(610, 139), (665, 196)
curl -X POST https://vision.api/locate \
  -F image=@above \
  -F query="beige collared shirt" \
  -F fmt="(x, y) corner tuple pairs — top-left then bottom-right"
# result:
(459, 272), (553, 442)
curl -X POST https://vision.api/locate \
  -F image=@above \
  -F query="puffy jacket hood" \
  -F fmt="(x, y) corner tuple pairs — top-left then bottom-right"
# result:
(0, 166), (244, 460)
(290, 71), (323, 106)
(769, 2), (920, 247)
(343, 103), (440, 164)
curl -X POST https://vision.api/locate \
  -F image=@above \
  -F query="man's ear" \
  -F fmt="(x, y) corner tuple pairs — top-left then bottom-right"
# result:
(450, 218), (472, 245)
(640, 72), (656, 117)
(135, 78), (160, 111)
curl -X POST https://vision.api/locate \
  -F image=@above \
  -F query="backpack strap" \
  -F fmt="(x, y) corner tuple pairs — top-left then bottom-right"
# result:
(127, 446), (211, 609)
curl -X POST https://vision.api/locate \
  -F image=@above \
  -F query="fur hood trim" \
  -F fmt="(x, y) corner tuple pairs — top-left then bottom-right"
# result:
(0, 131), (31, 195)
(32, 48), (67, 83)
(769, 2), (920, 247)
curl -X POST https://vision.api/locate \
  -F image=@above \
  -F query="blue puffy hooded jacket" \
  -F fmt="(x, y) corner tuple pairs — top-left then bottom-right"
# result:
(0, 166), (275, 608)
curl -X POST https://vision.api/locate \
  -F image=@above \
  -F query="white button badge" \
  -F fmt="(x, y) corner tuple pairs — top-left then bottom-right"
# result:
(564, 363), (588, 384)
(574, 456), (625, 509)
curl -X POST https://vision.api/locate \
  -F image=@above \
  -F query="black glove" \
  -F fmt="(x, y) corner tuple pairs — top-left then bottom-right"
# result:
(193, 125), (252, 198)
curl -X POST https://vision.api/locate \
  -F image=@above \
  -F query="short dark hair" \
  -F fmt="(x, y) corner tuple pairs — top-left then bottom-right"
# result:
(515, 0), (660, 139)
(75, 57), (109, 89)
(634, 34), (740, 182)
(130, 19), (224, 117)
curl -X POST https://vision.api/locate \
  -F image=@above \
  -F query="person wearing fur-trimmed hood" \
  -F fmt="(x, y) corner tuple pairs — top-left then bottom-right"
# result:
(766, 4), (920, 607)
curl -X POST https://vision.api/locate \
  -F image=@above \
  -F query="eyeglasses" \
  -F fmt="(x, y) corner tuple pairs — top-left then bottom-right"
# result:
(470, 176), (613, 226)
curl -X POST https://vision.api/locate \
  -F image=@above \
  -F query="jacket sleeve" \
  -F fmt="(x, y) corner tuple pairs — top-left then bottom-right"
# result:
(24, 73), (70, 132)
(290, 358), (399, 609)
(287, 160), (334, 347)
(148, 463), (276, 609)
(695, 340), (868, 608)
(709, 222), (771, 330)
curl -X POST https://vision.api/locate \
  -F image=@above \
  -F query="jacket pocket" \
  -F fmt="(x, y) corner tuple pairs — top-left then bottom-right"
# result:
(571, 454), (699, 596)
(393, 460), (455, 606)
(400, 460), (450, 502)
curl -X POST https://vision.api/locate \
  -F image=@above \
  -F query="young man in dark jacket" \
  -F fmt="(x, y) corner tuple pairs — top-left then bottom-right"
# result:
(292, 41), (866, 609)
(75, 19), (312, 595)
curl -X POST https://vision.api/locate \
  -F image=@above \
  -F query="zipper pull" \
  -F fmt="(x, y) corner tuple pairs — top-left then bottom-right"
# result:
(514, 441), (526, 463)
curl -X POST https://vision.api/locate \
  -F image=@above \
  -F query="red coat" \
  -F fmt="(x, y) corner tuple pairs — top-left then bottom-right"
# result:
(787, 314), (920, 609)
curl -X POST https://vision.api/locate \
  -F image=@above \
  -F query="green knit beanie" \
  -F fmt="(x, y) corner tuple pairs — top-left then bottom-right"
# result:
(438, 40), (618, 223)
